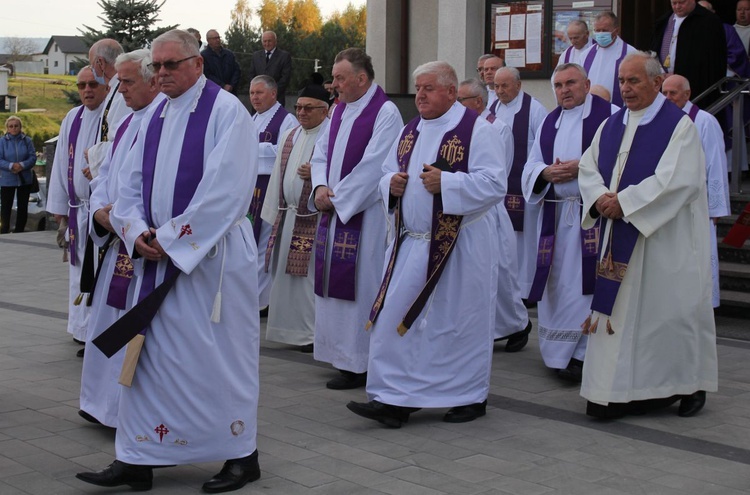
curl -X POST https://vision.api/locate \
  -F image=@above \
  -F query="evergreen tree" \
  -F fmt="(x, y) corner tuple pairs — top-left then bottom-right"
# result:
(79, 0), (178, 51)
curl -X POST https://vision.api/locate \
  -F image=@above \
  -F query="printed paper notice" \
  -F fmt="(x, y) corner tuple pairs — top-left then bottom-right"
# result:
(525, 12), (542, 64)
(495, 15), (510, 41)
(505, 48), (526, 68)
(510, 14), (526, 40)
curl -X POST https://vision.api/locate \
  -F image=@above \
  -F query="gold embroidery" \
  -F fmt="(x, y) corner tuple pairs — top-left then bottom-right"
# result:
(432, 212), (460, 263)
(397, 130), (415, 162)
(114, 253), (134, 279)
(583, 226), (600, 255)
(332, 231), (358, 261)
(289, 235), (314, 253)
(506, 195), (523, 210)
(597, 259), (627, 282)
(439, 135), (465, 167)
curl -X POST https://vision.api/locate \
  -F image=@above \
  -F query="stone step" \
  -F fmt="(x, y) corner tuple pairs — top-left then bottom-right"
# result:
(718, 243), (750, 264)
(729, 194), (749, 215)
(719, 261), (750, 292)
(716, 215), (738, 239)
(717, 290), (750, 319)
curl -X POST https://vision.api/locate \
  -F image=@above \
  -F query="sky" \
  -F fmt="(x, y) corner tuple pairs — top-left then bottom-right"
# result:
(1, 0), (366, 38)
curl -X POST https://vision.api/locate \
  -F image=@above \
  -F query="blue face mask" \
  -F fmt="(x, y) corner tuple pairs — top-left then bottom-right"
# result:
(593, 32), (614, 47)
(91, 63), (107, 85)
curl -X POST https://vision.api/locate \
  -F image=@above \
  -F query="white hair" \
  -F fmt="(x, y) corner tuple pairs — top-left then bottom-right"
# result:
(459, 78), (487, 103)
(114, 49), (155, 82)
(152, 29), (200, 58)
(412, 61), (458, 88)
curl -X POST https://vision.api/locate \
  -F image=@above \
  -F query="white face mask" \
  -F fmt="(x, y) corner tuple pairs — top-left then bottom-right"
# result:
(593, 32), (614, 47)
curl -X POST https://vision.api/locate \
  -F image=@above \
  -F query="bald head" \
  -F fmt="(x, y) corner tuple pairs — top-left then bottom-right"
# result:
(661, 74), (691, 109)
(88, 38), (124, 83)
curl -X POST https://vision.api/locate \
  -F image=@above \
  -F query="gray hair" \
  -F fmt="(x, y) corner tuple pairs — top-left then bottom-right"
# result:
(496, 66), (521, 82)
(152, 29), (200, 58)
(5, 115), (22, 128)
(459, 78), (487, 104)
(568, 20), (589, 33)
(90, 39), (124, 65)
(595, 11), (619, 28)
(262, 31), (277, 40)
(553, 63), (588, 79)
(251, 75), (278, 91)
(413, 61), (458, 88)
(623, 51), (665, 80)
(115, 49), (155, 82)
(477, 53), (494, 65)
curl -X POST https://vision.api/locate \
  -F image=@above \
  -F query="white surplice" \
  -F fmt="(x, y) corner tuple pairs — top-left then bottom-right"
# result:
(309, 83), (403, 373)
(582, 38), (637, 103)
(578, 94), (718, 404)
(684, 101), (731, 307)
(252, 102), (298, 308)
(261, 120), (328, 345)
(366, 103), (504, 407)
(492, 91), (548, 296)
(110, 77), (260, 464)
(522, 94), (618, 369)
(556, 39), (593, 67)
(85, 75), (131, 177)
(80, 97), (165, 428)
(46, 103), (106, 341)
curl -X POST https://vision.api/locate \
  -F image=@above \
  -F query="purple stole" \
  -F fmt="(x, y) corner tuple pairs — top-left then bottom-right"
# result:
(583, 41), (628, 107)
(489, 99), (499, 117)
(590, 99), (685, 316)
(505, 92), (532, 231)
(93, 81), (221, 358)
(249, 105), (290, 244)
(368, 108), (478, 335)
(105, 113), (136, 310)
(563, 45), (574, 64)
(687, 103), (700, 122)
(66, 106), (85, 265)
(527, 95), (612, 303)
(314, 86), (389, 301)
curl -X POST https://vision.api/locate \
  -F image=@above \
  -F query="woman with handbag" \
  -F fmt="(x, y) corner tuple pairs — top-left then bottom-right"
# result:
(0, 115), (37, 233)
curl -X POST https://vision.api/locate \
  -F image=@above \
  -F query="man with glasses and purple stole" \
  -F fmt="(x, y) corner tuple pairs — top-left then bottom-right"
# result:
(310, 48), (403, 390)
(578, 52), (717, 419)
(261, 84), (329, 352)
(46, 66), (108, 352)
(248, 75), (298, 314)
(347, 61), (506, 428)
(522, 63), (617, 383)
(76, 29), (262, 493)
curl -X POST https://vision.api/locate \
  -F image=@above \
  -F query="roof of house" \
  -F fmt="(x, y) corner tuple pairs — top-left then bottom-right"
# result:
(43, 36), (88, 55)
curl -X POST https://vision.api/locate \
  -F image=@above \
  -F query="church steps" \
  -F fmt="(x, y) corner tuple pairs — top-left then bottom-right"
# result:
(718, 191), (749, 315)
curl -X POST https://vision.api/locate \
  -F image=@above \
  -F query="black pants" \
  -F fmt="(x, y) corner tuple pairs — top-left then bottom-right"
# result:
(1, 185), (32, 234)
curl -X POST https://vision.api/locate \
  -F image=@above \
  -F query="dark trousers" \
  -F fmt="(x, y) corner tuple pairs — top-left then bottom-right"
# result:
(1, 185), (31, 233)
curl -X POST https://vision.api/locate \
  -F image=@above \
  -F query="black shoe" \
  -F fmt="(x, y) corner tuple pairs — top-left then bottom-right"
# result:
(522, 298), (537, 309)
(202, 451), (260, 493)
(346, 400), (420, 428)
(505, 321), (532, 353)
(557, 358), (583, 383)
(326, 370), (367, 390)
(76, 347), (85, 358)
(78, 409), (101, 424)
(443, 400), (487, 423)
(299, 343), (314, 353)
(678, 391), (706, 417)
(259, 306), (269, 318)
(76, 460), (153, 491)
(73, 338), (85, 345)
(586, 401), (628, 419)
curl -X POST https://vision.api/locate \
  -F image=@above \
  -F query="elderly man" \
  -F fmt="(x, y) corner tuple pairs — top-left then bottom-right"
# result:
(248, 31), (293, 106)
(651, 0), (726, 108)
(557, 20), (592, 67)
(310, 48), (403, 390)
(347, 61), (506, 427)
(88, 39), (128, 143)
(458, 78), (531, 351)
(78, 49), (164, 427)
(582, 12), (636, 108)
(248, 75), (298, 311)
(662, 74), (730, 308)
(492, 67), (547, 302)
(522, 63), (617, 382)
(482, 55), (504, 112)
(46, 67), (108, 352)
(578, 52), (717, 419)
(201, 29), (241, 94)
(736, 0), (750, 52)
(76, 30), (261, 492)
(261, 84), (329, 351)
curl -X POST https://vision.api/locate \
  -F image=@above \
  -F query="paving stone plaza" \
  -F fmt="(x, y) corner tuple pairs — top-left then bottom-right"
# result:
(1, 231), (749, 494)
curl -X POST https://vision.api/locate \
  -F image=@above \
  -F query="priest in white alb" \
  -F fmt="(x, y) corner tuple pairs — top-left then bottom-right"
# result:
(578, 52), (717, 419)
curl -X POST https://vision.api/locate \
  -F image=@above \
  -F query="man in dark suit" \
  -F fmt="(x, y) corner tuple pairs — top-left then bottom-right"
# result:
(201, 29), (241, 94)
(248, 31), (292, 106)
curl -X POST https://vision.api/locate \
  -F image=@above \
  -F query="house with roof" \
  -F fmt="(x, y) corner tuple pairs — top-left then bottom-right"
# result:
(33, 36), (88, 75)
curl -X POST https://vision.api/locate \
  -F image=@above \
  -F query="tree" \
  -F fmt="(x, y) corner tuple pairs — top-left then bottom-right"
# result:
(79, 0), (178, 52)
(2, 37), (37, 64)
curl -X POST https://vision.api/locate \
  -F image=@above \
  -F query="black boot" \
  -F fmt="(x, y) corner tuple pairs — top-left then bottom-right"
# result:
(76, 460), (153, 491)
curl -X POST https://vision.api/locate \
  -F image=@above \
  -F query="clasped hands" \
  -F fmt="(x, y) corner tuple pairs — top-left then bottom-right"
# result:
(389, 164), (442, 197)
(10, 162), (23, 173)
(595, 192), (623, 220)
(541, 158), (579, 184)
(135, 227), (167, 261)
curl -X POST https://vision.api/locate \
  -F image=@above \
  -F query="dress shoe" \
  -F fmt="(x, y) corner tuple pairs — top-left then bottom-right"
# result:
(326, 370), (367, 390)
(202, 450), (260, 493)
(586, 401), (628, 419)
(504, 321), (532, 353)
(443, 400), (487, 423)
(76, 347), (85, 358)
(73, 338), (85, 345)
(259, 306), (269, 318)
(557, 358), (583, 383)
(78, 409), (101, 425)
(299, 343), (314, 353)
(76, 460), (153, 491)
(678, 390), (706, 417)
(347, 400), (420, 428)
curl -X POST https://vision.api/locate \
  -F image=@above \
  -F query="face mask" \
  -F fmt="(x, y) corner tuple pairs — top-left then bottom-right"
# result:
(91, 63), (107, 85)
(593, 32), (614, 47)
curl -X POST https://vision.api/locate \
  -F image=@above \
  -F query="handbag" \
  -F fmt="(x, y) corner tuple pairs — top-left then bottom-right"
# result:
(30, 172), (39, 193)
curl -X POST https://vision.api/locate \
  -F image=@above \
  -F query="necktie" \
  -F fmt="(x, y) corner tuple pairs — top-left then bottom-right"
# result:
(659, 15), (676, 70)
(265, 51), (271, 63)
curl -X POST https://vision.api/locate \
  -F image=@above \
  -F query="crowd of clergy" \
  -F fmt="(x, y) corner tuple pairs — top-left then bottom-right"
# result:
(42, 4), (732, 489)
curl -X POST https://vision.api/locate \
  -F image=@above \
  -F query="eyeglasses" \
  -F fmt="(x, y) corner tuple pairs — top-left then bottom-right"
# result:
(476, 67), (483, 73)
(148, 56), (197, 72)
(457, 95), (479, 103)
(294, 104), (327, 112)
(207, 36), (220, 40)
(483, 66), (501, 72)
(77, 81), (100, 90)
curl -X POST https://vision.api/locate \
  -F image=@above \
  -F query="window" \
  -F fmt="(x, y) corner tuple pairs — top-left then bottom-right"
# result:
(54, 61), (58, 67)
